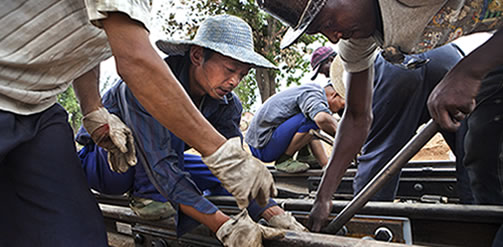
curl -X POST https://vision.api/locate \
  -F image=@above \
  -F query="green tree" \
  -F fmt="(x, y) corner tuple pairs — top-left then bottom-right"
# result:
(57, 74), (118, 133)
(157, 0), (326, 111)
(57, 86), (82, 133)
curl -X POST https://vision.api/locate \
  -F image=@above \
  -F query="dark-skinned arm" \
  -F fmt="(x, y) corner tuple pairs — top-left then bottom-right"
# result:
(428, 29), (503, 131)
(100, 12), (225, 156)
(308, 68), (374, 232)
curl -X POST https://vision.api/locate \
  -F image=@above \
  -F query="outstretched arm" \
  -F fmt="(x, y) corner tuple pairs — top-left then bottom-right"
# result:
(308, 68), (374, 232)
(428, 29), (503, 132)
(101, 12), (225, 156)
(313, 111), (338, 136)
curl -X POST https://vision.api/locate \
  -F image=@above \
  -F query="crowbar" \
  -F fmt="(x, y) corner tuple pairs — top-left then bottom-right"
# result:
(323, 119), (440, 234)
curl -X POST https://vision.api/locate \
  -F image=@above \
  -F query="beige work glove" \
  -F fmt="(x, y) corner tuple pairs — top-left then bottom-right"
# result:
(202, 137), (277, 209)
(82, 107), (137, 173)
(268, 212), (309, 232)
(216, 209), (285, 247)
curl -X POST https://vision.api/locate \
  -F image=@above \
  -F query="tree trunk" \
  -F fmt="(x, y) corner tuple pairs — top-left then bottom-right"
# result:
(254, 15), (279, 103)
(255, 68), (276, 103)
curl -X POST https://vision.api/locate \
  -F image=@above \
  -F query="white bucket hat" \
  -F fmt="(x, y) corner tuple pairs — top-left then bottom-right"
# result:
(156, 15), (277, 69)
(329, 55), (346, 99)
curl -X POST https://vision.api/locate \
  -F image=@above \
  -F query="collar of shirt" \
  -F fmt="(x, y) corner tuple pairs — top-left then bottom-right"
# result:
(164, 53), (231, 113)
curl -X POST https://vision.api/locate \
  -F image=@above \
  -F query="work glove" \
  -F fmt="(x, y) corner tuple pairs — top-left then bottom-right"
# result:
(82, 107), (137, 173)
(202, 137), (277, 209)
(268, 212), (309, 232)
(216, 209), (285, 247)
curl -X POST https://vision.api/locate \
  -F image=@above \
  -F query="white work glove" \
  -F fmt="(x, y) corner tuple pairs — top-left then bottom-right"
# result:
(268, 212), (309, 232)
(216, 209), (285, 247)
(202, 137), (277, 209)
(82, 107), (137, 173)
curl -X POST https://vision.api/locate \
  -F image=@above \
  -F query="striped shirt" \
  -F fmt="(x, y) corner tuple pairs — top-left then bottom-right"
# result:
(0, 0), (151, 115)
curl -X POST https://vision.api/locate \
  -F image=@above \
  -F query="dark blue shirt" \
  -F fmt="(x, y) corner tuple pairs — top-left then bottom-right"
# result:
(76, 53), (242, 235)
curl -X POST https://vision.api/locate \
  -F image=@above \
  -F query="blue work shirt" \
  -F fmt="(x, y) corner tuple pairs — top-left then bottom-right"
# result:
(76, 53), (242, 235)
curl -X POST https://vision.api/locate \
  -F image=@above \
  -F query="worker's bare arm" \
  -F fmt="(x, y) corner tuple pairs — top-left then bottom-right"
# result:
(101, 12), (225, 156)
(308, 68), (374, 231)
(428, 29), (503, 131)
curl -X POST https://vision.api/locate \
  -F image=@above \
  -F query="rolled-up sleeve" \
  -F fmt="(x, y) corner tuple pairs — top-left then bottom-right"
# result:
(337, 37), (379, 73)
(297, 89), (331, 121)
(84, 0), (152, 30)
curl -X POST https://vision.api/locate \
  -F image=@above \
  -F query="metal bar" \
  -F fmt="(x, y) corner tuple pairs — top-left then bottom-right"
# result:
(323, 120), (440, 233)
(262, 231), (419, 247)
(206, 196), (503, 224)
(309, 129), (334, 145)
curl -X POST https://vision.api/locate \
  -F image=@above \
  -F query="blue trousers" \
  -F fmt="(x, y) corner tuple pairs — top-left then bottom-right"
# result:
(465, 66), (503, 205)
(464, 67), (503, 247)
(0, 104), (107, 247)
(249, 113), (319, 162)
(79, 145), (228, 198)
(79, 145), (276, 224)
(354, 44), (474, 202)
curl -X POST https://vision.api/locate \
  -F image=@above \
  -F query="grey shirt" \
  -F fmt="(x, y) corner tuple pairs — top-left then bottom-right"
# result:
(245, 83), (331, 148)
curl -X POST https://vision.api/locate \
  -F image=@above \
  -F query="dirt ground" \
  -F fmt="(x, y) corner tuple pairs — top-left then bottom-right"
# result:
(412, 133), (452, 160)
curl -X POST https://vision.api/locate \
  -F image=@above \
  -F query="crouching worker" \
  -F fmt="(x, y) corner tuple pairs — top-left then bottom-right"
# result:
(76, 15), (306, 246)
(245, 51), (345, 173)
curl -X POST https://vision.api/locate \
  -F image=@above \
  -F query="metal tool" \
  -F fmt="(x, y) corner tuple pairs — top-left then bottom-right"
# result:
(323, 119), (440, 234)
(309, 129), (334, 145)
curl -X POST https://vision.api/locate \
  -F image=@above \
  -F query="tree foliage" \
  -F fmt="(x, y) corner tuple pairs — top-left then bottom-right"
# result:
(57, 86), (82, 133)
(157, 0), (326, 112)
(57, 74), (119, 134)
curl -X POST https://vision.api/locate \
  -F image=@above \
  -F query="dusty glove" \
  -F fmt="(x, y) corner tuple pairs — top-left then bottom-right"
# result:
(82, 107), (137, 173)
(268, 212), (308, 232)
(202, 137), (277, 209)
(216, 209), (285, 247)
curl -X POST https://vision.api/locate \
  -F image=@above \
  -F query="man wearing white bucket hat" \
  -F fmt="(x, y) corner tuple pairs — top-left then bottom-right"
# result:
(245, 46), (344, 173)
(77, 15), (308, 245)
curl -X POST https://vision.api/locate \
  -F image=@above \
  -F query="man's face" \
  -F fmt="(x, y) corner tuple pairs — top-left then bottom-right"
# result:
(194, 50), (251, 100)
(306, 0), (376, 44)
(319, 56), (335, 78)
(325, 86), (345, 113)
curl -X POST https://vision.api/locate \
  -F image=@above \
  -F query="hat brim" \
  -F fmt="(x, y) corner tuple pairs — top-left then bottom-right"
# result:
(156, 40), (277, 70)
(310, 51), (337, 80)
(310, 65), (321, 80)
(280, 25), (309, 50)
(329, 56), (346, 100)
(280, 0), (327, 49)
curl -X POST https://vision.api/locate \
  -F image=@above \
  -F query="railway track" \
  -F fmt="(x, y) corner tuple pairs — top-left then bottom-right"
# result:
(97, 160), (502, 247)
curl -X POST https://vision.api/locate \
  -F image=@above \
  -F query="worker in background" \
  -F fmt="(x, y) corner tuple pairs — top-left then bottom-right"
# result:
(245, 46), (344, 173)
